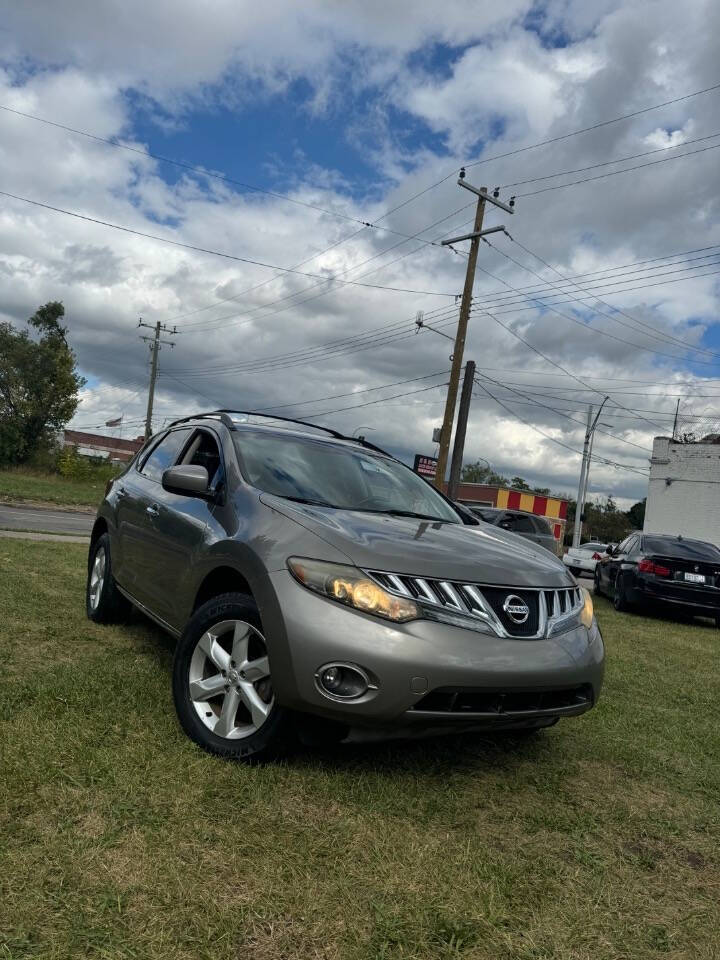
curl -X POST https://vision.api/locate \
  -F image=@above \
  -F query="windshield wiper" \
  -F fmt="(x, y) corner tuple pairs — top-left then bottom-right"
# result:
(282, 495), (337, 508)
(354, 508), (455, 522)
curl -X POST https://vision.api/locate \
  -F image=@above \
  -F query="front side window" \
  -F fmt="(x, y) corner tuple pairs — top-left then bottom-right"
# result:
(182, 430), (222, 488)
(234, 430), (460, 523)
(140, 428), (192, 482)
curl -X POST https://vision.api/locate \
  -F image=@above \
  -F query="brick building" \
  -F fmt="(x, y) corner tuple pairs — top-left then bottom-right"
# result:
(63, 430), (145, 463)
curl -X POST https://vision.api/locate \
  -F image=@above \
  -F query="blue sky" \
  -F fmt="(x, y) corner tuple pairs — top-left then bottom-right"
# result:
(2, 0), (720, 504)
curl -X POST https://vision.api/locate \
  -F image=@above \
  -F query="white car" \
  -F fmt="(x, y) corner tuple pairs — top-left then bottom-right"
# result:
(563, 542), (610, 577)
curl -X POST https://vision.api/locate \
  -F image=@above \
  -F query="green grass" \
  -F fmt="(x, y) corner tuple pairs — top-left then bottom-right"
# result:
(0, 468), (107, 508)
(0, 541), (718, 960)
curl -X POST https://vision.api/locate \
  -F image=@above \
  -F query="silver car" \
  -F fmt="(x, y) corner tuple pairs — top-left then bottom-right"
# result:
(86, 411), (604, 761)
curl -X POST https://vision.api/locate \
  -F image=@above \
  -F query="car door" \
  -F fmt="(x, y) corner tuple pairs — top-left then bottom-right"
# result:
(607, 536), (636, 595)
(139, 427), (226, 629)
(115, 427), (192, 609)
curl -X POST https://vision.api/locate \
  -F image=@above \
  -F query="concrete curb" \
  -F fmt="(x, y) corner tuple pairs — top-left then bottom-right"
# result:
(0, 530), (90, 544)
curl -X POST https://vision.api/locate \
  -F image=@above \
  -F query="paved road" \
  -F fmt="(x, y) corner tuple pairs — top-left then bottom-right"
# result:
(0, 503), (94, 535)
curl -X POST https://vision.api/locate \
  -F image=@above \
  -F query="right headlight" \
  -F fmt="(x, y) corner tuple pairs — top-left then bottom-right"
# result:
(287, 557), (420, 623)
(579, 588), (594, 629)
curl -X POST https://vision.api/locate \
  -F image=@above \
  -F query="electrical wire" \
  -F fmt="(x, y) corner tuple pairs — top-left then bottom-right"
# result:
(0, 189), (458, 298)
(516, 141), (720, 197)
(489, 237), (720, 361)
(500, 131), (720, 188)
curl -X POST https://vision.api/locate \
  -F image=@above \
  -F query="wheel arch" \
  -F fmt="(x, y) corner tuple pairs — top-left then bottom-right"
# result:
(88, 517), (108, 568)
(192, 565), (254, 613)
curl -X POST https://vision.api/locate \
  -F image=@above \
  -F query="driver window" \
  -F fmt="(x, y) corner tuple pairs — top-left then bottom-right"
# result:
(181, 431), (222, 488)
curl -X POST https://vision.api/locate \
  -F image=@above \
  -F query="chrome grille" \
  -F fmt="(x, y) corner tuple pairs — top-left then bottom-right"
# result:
(367, 572), (584, 639)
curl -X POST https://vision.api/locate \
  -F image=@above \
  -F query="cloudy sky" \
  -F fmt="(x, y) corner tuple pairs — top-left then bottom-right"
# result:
(2, 0), (720, 507)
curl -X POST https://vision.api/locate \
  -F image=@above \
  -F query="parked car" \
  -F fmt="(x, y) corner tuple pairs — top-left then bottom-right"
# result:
(594, 532), (720, 625)
(463, 505), (559, 554)
(563, 541), (609, 577)
(86, 411), (604, 761)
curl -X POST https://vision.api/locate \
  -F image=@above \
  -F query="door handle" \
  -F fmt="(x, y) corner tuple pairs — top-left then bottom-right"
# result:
(146, 504), (160, 517)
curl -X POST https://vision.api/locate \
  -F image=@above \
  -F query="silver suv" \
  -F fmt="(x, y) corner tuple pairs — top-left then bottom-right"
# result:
(86, 411), (604, 761)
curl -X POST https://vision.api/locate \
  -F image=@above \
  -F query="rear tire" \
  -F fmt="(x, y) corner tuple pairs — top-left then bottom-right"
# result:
(86, 533), (132, 623)
(613, 574), (631, 612)
(593, 567), (603, 597)
(172, 592), (293, 762)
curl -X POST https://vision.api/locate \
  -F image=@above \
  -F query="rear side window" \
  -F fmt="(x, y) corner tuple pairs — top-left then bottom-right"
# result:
(502, 513), (535, 533)
(140, 428), (192, 482)
(531, 516), (552, 535)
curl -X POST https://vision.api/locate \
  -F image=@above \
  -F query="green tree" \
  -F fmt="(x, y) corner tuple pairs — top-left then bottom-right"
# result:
(0, 302), (85, 466)
(627, 498), (646, 529)
(460, 460), (508, 486)
(510, 476), (530, 491)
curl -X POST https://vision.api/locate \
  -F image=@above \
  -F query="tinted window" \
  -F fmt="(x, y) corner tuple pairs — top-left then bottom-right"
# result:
(531, 516), (552, 535)
(140, 429), (192, 482)
(501, 514), (535, 533)
(182, 430), (222, 487)
(615, 536), (632, 554)
(624, 537), (639, 554)
(642, 536), (720, 560)
(234, 430), (460, 522)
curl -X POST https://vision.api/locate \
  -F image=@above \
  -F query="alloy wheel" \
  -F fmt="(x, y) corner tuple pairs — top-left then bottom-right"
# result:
(89, 546), (106, 611)
(188, 619), (273, 739)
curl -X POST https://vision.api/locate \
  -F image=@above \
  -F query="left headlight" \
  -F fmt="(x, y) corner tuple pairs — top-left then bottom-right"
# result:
(580, 587), (594, 628)
(287, 557), (420, 623)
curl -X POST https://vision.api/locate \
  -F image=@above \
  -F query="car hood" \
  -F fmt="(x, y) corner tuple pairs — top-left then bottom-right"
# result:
(260, 495), (573, 587)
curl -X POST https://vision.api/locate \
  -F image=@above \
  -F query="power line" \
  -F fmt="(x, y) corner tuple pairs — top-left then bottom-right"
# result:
(0, 189), (458, 299)
(490, 236), (720, 361)
(302, 380), (449, 419)
(472, 379), (649, 477)
(474, 371), (652, 452)
(176, 202), (475, 332)
(258, 368), (452, 412)
(516, 140), (720, 197)
(378, 81), (720, 219)
(501, 131), (720, 188)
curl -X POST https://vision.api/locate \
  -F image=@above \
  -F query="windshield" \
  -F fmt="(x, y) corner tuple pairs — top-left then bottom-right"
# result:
(234, 430), (460, 523)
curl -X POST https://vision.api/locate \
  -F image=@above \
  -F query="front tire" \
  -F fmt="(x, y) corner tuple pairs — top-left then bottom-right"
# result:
(172, 592), (292, 761)
(593, 567), (603, 596)
(86, 532), (132, 623)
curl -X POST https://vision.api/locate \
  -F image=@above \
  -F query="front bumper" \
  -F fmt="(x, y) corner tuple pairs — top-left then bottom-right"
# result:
(268, 571), (605, 728)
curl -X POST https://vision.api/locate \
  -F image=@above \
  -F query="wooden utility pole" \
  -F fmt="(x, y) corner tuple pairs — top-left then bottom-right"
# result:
(432, 173), (516, 489)
(433, 196), (486, 489)
(447, 359), (476, 500)
(139, 320), (176, 439)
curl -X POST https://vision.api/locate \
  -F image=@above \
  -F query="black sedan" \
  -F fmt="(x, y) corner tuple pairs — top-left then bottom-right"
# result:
(594, 532), (720, 626)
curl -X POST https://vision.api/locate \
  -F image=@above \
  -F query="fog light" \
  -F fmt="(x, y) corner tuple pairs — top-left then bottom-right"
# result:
(321, 666), (342, 691)
(316, 662), (372, 700)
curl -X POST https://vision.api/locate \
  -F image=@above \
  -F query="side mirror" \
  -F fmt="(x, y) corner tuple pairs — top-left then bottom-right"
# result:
(162, 465), (210, 497)
(606, 545), (615, 557)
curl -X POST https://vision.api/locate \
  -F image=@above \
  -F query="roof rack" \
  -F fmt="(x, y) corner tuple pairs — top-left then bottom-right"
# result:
(164, 410), (393, 457)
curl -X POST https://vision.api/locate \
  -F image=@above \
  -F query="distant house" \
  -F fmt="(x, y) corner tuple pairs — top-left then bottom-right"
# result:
(62, 429), (145, 463)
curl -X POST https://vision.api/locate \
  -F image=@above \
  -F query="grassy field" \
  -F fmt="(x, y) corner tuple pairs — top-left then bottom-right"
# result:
(1, 541), (718, 960)
(0, 468), (106, 509)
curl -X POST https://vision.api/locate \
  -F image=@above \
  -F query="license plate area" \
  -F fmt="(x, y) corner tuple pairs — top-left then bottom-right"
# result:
(684, 572), (706, 583)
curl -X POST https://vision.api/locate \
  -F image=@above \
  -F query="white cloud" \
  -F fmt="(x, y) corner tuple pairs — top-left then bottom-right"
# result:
(1, 0), (719, 504)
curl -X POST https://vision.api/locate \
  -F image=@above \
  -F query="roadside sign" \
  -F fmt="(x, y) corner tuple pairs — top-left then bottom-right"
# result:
(413, 454), (438, 478)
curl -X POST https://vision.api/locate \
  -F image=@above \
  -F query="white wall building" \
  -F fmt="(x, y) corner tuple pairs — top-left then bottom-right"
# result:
(644, 436), (720, 545)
